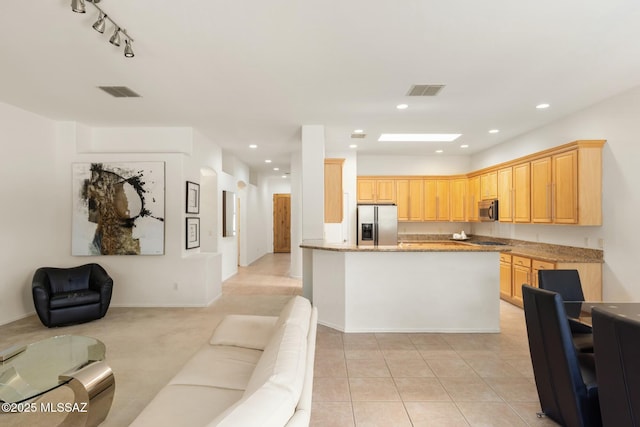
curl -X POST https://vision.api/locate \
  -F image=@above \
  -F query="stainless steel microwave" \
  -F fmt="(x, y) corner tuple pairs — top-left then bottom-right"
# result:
(479, 199), (498, 221)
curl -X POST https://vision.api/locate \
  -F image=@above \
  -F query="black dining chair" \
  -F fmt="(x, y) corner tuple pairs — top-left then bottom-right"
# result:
(592, 307), (640, 427)
(522, 285), (602, 427)
(538, 269), (594, 352)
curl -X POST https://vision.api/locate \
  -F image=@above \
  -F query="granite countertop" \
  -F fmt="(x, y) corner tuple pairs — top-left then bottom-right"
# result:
(399, 234), (604, 263)
(300, 235), (603, 263)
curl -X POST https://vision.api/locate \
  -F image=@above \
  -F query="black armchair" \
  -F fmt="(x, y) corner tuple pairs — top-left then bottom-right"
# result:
(32, 263), (113, 327)
(522, 285), (601, 427)
(538, 269), (594, 352)
(592, 307), (640, 427)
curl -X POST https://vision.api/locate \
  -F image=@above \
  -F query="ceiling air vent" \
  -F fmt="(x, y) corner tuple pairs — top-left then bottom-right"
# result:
(98, 86), (141, 98)
(350, 133), (366, 139)
(406, 84), (445, 96)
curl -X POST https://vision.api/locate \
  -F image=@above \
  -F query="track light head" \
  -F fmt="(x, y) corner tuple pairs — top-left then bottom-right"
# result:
(124, 39), (134, 58)
(92, 12), (107, 33)
(109, 28), (121, 46)
(71, 0), (86, 13)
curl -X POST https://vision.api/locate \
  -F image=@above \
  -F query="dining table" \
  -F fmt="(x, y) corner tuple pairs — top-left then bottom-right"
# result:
(564, 301), (640, 327)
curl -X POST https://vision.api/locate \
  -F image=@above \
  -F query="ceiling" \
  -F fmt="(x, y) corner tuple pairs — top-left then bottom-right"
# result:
(2, 1), (640, 177)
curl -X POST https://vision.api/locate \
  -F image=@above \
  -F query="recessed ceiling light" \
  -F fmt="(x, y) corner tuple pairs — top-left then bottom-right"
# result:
(460, 144), (469, 148)
(265, 159), (272, 163)
(349, 144), (358, 148)
(435, 149), (444, 153)
(536, 103), (550, 109)
(273, 167), (279, 171)
(396, 104), (409, 110)
(281, 175), (287, 179)
(249, 144), (258, 149)
(489, 129), (500, 134)
(353, 129), (364, 134)
(378, 133), (461, 142)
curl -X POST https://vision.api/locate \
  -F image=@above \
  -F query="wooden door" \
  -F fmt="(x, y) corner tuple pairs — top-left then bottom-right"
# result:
(497, 167), (513, 222)
(553, 150), (578, 224)
(531, 157), (552, 223)
(273, 194), (291, 253)
(436, 180), (450, 220)
(481, 171), (498, 200)
(324, 158), (344, 223)
(513, 162), (531, 223)
(423, 179), (437, 221)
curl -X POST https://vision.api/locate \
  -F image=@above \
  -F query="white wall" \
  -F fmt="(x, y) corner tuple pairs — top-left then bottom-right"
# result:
(358, 155), (471, 175)
(0, 101), (269, 325)
(470, 85), (640, 301)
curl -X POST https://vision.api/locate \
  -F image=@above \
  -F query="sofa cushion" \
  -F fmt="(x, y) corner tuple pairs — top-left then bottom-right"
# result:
(130, 384), (243, 427)
(49, 290), (100, 309)
(210, 315), (278, 350)
(169, 346), (262, 390)
(208, 382), (296, 427)
(47, 265), (92, 294)
(244, 321), (308, 401)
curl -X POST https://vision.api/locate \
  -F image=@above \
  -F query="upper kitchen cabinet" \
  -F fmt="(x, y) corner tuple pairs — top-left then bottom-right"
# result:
(497, 167), (513, 221)
(423, 179), (450, 221)
(324, 158), (344, 223)
(467, 175), (481, 222)
(480, 170), (498, 200)
(530, 141), (603, 225)
(498, 163), (531, 223)
(357, 177), (396, 204)
(513, 162), (531, 223)
(450, 177), (468, 222)
(396, 179), (423, 221)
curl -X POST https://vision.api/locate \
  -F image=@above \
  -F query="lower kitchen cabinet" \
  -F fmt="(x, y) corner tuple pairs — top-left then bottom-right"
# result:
(499, 253), (602, 307)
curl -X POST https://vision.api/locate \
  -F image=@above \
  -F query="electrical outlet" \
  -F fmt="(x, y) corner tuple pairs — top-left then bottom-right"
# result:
(584, 237), (590, 247)
(598, 238), (604, 249)
(173, 282), (179, 290)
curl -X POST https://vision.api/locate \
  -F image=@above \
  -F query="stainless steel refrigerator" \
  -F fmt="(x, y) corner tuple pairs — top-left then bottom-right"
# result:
(357, 204), (398, 246)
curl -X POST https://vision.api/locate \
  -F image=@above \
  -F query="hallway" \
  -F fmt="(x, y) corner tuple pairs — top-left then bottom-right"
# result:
(222, 253), (302, 296)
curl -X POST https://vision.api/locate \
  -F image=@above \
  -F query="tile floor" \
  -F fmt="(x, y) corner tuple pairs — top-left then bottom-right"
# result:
(0, 253), (560, 426)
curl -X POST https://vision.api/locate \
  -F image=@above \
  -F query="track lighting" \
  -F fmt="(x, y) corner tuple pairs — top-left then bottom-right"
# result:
(71, 0), (85, 13)
(92, 12), (107, 33)
(69, 0), (135, 58)
(109, 27), (121, 47)
(124, 40), (134, 58)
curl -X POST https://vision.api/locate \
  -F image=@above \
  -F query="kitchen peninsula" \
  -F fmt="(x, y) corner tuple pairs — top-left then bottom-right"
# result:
(300, 240), (503, 333)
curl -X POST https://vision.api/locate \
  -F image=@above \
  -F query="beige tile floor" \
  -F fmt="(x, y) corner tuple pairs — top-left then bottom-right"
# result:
(0, 253), (559, 426)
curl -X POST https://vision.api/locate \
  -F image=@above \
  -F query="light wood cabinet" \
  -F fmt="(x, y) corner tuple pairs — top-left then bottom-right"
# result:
(531, 157), (552, 223)
(450, 178), (467, 222)
(511, 256), (532, 306)
(501, 255), (602, 308)
(467, 176), (480, 222)
(499, 253), (512, 300)
(532, 259), (555, 288)
(513, 163), (531, 223)
(357, 178), (396, 204)
(481, 170), (498, 200)
(324, 158), (344, 223)
(553, 150), (578, 224)
(396, 179), (423, 221)
(497, 167), (513, 221)
(423, 179), (450, 221)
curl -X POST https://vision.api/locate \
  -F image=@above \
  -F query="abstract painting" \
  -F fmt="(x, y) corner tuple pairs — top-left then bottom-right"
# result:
(72, 162), (165, 255)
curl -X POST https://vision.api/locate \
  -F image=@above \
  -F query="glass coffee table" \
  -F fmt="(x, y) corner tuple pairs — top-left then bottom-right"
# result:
(0, 335), (115, 427)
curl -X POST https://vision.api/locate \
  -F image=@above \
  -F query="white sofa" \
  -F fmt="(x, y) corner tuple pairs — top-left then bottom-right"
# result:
(130, 296), (318, 427)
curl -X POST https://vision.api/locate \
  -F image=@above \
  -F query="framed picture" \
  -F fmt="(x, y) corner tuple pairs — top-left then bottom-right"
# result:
(72, 162), (166, 255)
(186, 181), (200, 214)
(186, 217), (200, 249)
